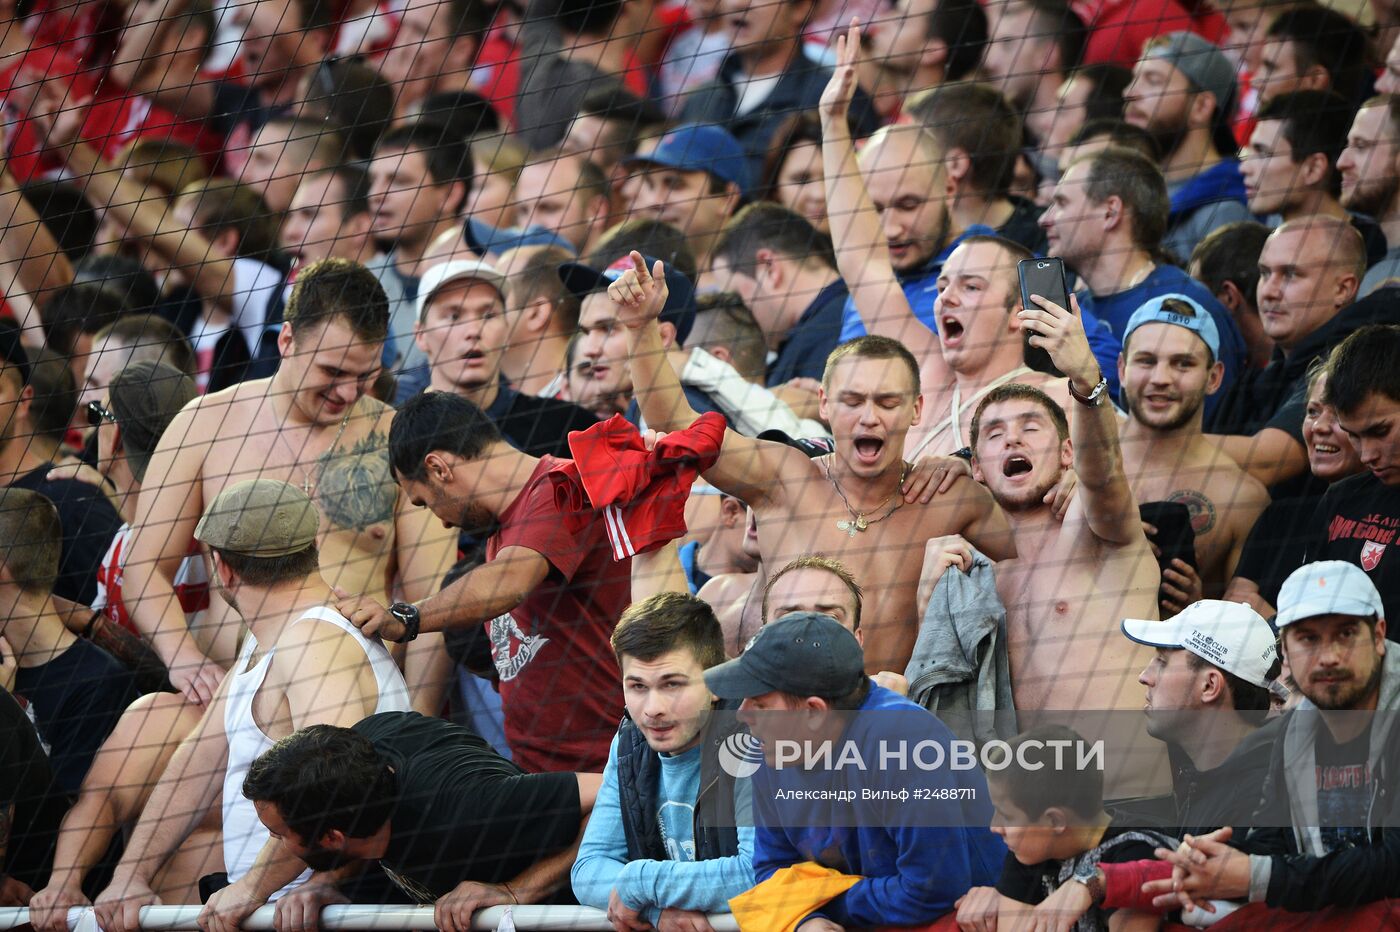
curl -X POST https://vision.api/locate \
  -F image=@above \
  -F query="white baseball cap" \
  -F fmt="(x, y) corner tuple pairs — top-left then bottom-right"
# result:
(1274, 561), (1385, 629)
(1122, 600), (1278, 688)
(416, 259), (507, 324)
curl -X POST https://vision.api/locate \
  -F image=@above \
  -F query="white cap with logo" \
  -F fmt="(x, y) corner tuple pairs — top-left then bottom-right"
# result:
(1274, 560), (1385, 629)
(415, 259), (508, 324)
(1121, 600), (1278, 688)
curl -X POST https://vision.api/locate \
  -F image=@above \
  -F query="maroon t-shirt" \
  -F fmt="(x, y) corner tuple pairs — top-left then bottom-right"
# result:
(487, 457), (629, 773)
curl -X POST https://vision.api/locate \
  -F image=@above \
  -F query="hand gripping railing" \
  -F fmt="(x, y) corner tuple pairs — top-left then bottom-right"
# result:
(0, 906), (743, 931)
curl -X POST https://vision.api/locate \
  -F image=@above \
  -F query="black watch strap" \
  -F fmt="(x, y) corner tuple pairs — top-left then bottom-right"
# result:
(390, 602), (421, 643)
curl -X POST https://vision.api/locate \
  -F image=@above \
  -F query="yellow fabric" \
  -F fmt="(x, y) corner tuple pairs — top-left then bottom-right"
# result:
(729, 862), (863, 932)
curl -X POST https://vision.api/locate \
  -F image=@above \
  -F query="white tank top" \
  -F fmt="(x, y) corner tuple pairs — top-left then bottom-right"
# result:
(221, 605), (412, 894)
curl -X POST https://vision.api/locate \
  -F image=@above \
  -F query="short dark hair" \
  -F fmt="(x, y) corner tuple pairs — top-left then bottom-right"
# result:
(376, 122), (475, 214)
(1266, 5), (1372, 106)
(612, 592), (726, 670)
(1182, 651), (1278, 714)
(1069, 64), (1133, 123)
(1022, 0), (1087, 71)
(94, 314), (198, 379)
(389, 390), (503, 482)
(1078, 147), (1169, 252)
(762, 556), (864, 630)
(72, 254), (161, 314)
(988, 725), (1102, 820)
(108, 361), (197, 482)
(414, 91), (501, 142)
(0, 488), (61, 593)
(19, 180), (97, 261)
(306, 164), (372, 219)
(713, 203), (834, 275)
(217, 543), (320, 587)
(40, 283), (130, 356)
(1191, 221), (1270, 309)
(284, 258), (390, 343)
(27, 348), (76, 446)
(928, 0), (988, 80)
(176, 178), (280, 262)
(509, 245), (581, 331)
(587, 219), (698, 284)
(823, 336), (922, 396)
(243, 724), (396, 842)
(1069, 118), (1159, 161)
(1256, 90), (1355, 196)
(1325, 324), (1400, 414)
(690, 292), (767, 382)
(307, 59), (395, 160)
(557, 0), (623, 36)
(972, 382), (1070, 448)
(910, 83), (1020, 194)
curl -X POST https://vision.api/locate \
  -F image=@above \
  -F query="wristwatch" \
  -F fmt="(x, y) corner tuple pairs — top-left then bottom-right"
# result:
(1067, 374), (1109, 407)
(1071, 863), (1106, 905)
(388, 602), (421, 643)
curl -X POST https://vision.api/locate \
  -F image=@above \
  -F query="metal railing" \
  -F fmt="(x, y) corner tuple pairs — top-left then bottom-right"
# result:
(0, 906), (742, 932)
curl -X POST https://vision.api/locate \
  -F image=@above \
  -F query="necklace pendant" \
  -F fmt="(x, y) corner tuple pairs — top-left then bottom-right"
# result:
(836, 519), (857, 537)
(854, 514), (868, 531)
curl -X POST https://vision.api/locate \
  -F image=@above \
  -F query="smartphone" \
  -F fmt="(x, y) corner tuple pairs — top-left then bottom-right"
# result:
(1139, 501), (1198, 573)
(1017, 257), (1072, 377)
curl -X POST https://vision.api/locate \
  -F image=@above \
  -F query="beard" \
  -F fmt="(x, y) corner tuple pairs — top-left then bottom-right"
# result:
(1124, 386), (1206, 432)
(1145, 112), (1190, 161)
(991, 472), (1060, 513)
(1305, 661), (1383, 711)
(299, 845), (356, 873)
(1343, 173), (1400, 218)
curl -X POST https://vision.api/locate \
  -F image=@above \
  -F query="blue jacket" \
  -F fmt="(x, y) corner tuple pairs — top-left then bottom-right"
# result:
(1076, 264), (1247, 419)
(768, 279), (848, 386)
(840, 228), (1126, 399)
(1164, 160), (1251, 263)
(752, 685), (1005, 927)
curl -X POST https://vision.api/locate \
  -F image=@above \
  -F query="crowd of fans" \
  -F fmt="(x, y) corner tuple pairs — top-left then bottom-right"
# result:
(0, 0), (1398, 929)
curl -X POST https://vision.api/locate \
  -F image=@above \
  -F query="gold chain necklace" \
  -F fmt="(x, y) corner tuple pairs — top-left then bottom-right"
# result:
(825, 458), (909, 538)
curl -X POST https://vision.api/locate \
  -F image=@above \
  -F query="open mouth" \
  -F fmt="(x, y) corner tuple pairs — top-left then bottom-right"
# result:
(854, 437), (884, 462)
(1313, 442), (1341, 455)
(1002, 455), (1033, 478)
(941, 316), (965, 344)
(461, 349), (485, 362)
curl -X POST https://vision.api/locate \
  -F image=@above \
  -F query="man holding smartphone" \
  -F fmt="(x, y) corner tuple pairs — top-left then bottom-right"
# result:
(969, 289), (1160, 712)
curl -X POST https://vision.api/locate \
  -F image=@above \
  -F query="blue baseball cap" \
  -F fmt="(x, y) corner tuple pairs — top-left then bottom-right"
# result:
(558, 254), (697, 346)
(1122, 294), (1221, 361)
(622, 123), (753, 198)
(463, 218), (573, 257)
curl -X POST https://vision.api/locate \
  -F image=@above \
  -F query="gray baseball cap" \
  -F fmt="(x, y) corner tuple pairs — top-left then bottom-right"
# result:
(1144, 32), (1238, 123)
(704, 612), (866, 700)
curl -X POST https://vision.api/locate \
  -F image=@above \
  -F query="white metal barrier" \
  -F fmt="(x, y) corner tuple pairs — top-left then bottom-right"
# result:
(0, 906), (742, 932)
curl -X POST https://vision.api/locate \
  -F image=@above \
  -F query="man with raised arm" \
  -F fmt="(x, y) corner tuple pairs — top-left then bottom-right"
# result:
(118, 260), (457, 711)
(607, 246), (1015, 680)
(966, 286), (1161, 711)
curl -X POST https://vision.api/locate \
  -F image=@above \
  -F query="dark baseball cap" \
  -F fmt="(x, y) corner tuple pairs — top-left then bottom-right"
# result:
(558, 254), (697, 345)
(621, 123), (754, 198)
(704, 612), (867, 700)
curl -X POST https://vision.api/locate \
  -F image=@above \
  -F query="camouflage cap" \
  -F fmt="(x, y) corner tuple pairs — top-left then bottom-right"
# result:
(195, 479), (319, 558)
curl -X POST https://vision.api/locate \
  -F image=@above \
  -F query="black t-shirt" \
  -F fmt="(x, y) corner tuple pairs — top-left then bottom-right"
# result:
(997, 825), (1163, 916)
(0, 687), (67, 887)
(1234, 483), (1326, 607)
(490, 388), (599, 459)
(1307, 472), (1400, 635)
(355, 711), (581, 903)
(1315, 722), (1374, 851)
(14, 639), (139, 797)
(9, 468), (124, 606)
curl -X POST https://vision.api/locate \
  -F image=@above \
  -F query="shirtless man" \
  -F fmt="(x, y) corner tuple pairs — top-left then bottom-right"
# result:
(94, 480), (414, 932)
(609, 250), (1016, 676)
(818, 24), (1071, 460)
(121, 260), (457, 709)
(970, 295), (1159, 712)
(1116, 295), (1269, 613)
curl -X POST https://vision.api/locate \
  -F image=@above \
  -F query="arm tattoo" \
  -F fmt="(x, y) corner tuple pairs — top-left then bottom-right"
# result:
(316, 432), (398, 531)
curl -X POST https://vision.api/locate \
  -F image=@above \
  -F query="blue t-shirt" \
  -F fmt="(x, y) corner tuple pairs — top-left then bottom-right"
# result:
(1076, 264), (1246, 418)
